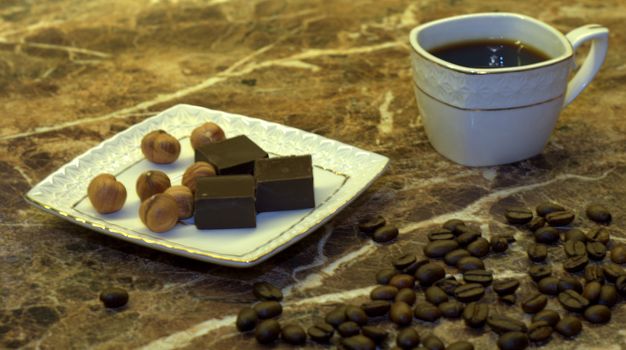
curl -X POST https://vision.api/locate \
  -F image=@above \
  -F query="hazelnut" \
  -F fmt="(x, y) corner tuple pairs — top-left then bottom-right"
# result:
(87, 173), (127, 214)
(136, 170), (171, 201)
(182, 161), (216, 192)
(164, 185), (194, 219)
(141, 130), (181, 164)
(138, 193), (179, 233)
(190, 122), (226, 150)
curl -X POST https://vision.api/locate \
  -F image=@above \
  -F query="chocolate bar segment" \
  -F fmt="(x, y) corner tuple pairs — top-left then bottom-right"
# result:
(255, 155), (315, 212)
(195, 135), (268, 175)
(194, 175), (256, 229)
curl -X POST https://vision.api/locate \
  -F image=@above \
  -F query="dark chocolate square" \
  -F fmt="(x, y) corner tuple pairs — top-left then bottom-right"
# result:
(254, 155), (315, 212)
(194, 175), (256, 229)
(195, 135), (268, 175)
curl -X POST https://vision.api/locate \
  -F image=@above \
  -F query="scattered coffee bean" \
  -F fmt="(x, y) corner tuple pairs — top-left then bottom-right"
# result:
(438, 300), (464, 318)
(586, 204), (612, 224)
(587, 242), (607, 260)
(341, 335), (376, 350)
(584, 264), (605, 283)
(338, 321), (360, 337)
(497, 331), (529, 350)
(527, 321), (552, 343)
(537, 277), (559, 295)
(555, 316), (582, 338)
(558, 290), (589, 312)
(500, 294), (517, 305)
(422, 333), (445, 350)
(610, 244), (626, 264)
(563, 229), (587, 242)
(597, 284), (618, 307)
(252, 282), (283, 301)
(456, 230), (481, 247)
(255, 319), (281, 344)
(435, 276), (460, 295)
(444, 249), (471, 266)
(583, 281), (602, 304)
(455, 283), (486, 303)
(545, 210), (575, 226)
(616, 275), (626, 296)
(424, 240), (459, 258)
(564, 240), (586, 257)
(527, 244), (548, 262)
(325, 305), (347, 328)
(563, 254), (589, 273)
(413, 301), (442, 322)
(493, 279), (520, 296)
(361, 300), (391, 317)
(532, 310), (561, 327)
(428, 229), (455, 241)
(370, 285), (399, 301)
(307, 322), (334, 343)
(490, 237), (509, 253)
(463, 302), (489, 328)
(236, 307), (257, 332)
(389, 274), (415, 289)
(425, 286), (449, 305)
(536, 202), (566, 217)
(528, 265), (552, 281)
(443, 219), (466, 234)
(395, 288), (417, 306)
(521, 293), (547, 313)
(281, 324), (306, 345)
(396, 328), (420, 349)
(602, 263), (624, 282)
(376, 268), (398, 285)
(99, 288), (129, 309)
(447, 341), (475, 350)
(505, 207), (533, 225)
(557, 276), (583, 294)
(361, 326), (387, 344)
(457, 256), (485, 272)
(358, 216), (386, 234)
(586, 227), (610, 245)
(463, 269), (493, 286)
(373, 224), (399, 243)
(486, 315), (527, 334)
(345, 305), (368, 326)
(390, 301), (413, 327)
(583, 304), (611, 324)
(467, 238), (490, 258)
(253, 301), (282, 319)
(400, 259), (426, 275)
(528, 216), (546, 232)
(393, 254), (417, 270)
(415, 263), (446, 286)
(534, 227), (560, 244)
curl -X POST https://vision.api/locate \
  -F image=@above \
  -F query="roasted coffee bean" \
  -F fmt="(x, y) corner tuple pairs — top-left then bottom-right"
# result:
(413, 301), (442, 322)
(583, 281), (602, 304)
(531, 310), (561, 327)
(586, 227), (610, 245)
(338, 321), (360, 337)
(428, 229), (455, 241)
(497, 331), (529, 350)
(400, 259), (426, 275)
(444, 249), (471, 266)
(308, 322), (334, 343)
(370, 285), (399, 301)
(528, 265), (552, 282)
(500, 294), (517, 305)
(545, 210), (575, 226)
(390, 301), (413, 326)
(255, 319), (281, 344)
(563, 229), (587, 242)
(361, 326), (387, 344)
(610, 244), (626, 264)
(527, 244), (548, 262)
(583, 304), (611, 324)
(603, 263), (625, 282)
(586, 204), (612, 224)
(435, 276), (460, 295)
(598, 284), (619, 307)
(493, 279), (520, 296)
(564, 240), (586, 257)
(425, 286), (448, 305)
(527, 321), (552, 343)
(422, 333), (445, 350)
(447, 341), (475, 350)
(341, 335), (376, 350)
(455, 283), (485, 302)
(395, 288), (417, 306)
(438, 300), (464, 318)
(253, 301), (282, 319)
(467, 238), (490, 258)
(558, 290), (589, 312)
(490, 237), (509, 253)
(563, 254), (589, 273)
(359, 216), (386, 234)
(522, 293), (547, 313)
(373, 224), (399, 243)
(505, 207), (533, 225)
(537, 277), (559, 295)
(584, 264), (605, 283)
(281, 324), (306, 345)
(616, 275), (626, 296)
(424, 240), (459, 258)
(443, 219), (466, 234)
(396, 328), (420, 349)
(252, 282), (283, 301)
(325, 305), (347, 328)
(557, 276), (583, 294)
(463, 269), (493, 286)
(456, 230), (481, 247)
(389, 274), (416, 289)
(457, 256), (485, 272)
(236, 307), (257, 332)
(555, 316), (582, 338)
(528, 216), (546, 232)
(361, 300), (391, 317)
(463, 302), (489, 328)
(376, 268), (398, 285)
(345, 305), (368, 325)
(99, 288), (129, 309)
(587, 242), (607, 260)
(392, 254), (417, 270)
(486, 315), (527, 334)
(534, 227), (560, 245)
(536, 202), (566, 217)
(415, 263), (446, 286)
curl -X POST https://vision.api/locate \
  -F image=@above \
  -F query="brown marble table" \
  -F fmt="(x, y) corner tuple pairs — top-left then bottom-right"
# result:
(2, 0), (626, 349)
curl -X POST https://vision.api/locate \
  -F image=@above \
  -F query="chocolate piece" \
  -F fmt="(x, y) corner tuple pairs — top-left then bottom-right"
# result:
(195, 135), (268, 175)
(194, 175), (256, 229)
(254, 155), (315, 212)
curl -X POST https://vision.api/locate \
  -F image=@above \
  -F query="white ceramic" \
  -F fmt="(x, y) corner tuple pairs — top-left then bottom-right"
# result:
(409, 13), (609, 166)
(25, 104), (389, 268)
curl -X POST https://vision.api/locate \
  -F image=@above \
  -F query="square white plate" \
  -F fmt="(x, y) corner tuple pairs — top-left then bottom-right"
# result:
(25, 104), (389, 267)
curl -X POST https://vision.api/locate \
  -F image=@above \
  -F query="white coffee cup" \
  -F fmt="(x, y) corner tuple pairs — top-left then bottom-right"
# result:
(409, 13), (608, 167)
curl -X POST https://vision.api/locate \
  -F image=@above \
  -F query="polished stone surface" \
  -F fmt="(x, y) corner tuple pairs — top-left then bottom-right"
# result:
(2, 0), (626, 349)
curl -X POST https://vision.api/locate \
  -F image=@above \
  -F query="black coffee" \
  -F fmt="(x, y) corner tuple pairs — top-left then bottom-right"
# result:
(429, 39), (550, 68)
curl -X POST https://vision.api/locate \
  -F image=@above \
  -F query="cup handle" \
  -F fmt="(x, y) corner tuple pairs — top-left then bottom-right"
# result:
(563, 25), (609, 107)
